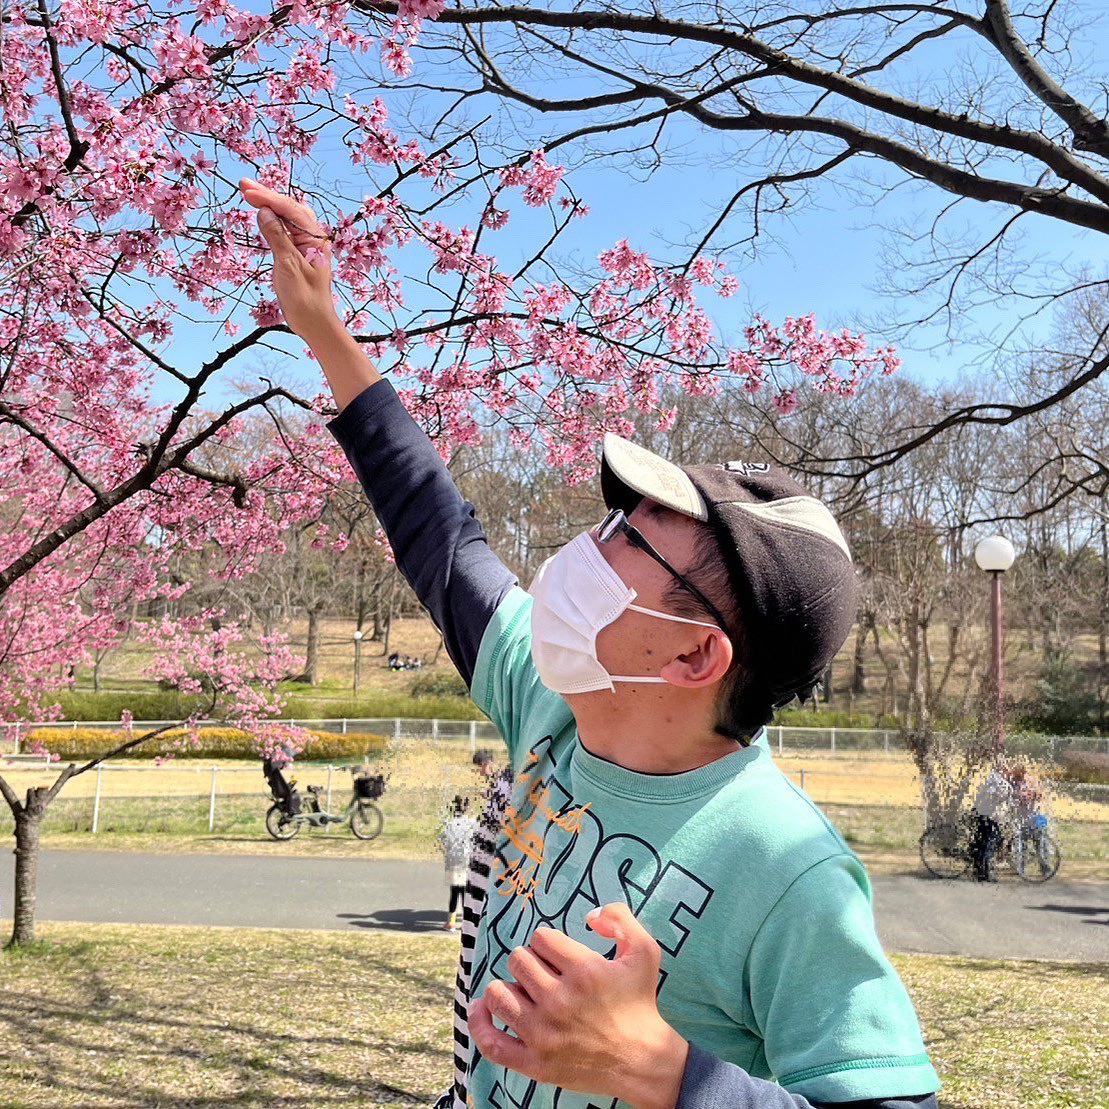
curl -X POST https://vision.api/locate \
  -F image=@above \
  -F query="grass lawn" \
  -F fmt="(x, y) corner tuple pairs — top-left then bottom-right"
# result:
(0, 923), (1104, 1108)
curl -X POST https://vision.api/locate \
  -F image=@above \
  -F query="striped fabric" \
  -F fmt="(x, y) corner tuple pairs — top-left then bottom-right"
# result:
(437, 767), (515, 1109)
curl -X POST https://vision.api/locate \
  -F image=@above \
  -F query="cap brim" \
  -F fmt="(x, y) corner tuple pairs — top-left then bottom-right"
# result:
(601, 433), (709, 522)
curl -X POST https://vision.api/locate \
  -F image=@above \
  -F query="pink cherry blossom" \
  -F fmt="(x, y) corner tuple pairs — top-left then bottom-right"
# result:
(0, 0), (896, 761)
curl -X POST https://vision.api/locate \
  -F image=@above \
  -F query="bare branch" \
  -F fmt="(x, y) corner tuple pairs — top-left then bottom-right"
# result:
(982, 0), (1109, 156)
(355, 2), (1109, 205)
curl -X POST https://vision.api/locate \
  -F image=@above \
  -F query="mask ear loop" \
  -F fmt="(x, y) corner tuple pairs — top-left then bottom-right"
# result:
(607, 605), (728, 684)
(626, 603), (723, 632)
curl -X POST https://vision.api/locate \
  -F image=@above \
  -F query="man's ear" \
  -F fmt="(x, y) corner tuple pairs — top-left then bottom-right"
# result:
(659, 630), (733, 688)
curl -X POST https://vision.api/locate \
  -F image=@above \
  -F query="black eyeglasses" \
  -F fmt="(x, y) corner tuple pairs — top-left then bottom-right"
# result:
(596, 508), (734, 643)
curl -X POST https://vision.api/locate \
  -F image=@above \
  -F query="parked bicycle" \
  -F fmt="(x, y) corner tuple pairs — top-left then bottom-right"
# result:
(263, 759), (386, 841)
(919, 810), (1061, 882)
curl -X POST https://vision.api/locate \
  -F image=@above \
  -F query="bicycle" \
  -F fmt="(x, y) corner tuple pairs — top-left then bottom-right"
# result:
(919, 810), (1061, 882)
(264, 762), (386, 842)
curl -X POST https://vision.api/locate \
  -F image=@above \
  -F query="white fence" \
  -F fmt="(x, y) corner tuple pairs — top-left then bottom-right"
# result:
(2, 718), (1107, 760)
(2, 723), (1105, 835)
(78, 763), (349, 834)
(765, 726), (1109, 759)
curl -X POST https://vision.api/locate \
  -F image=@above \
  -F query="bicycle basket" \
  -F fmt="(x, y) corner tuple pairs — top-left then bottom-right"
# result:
(354, 773), (386, 800)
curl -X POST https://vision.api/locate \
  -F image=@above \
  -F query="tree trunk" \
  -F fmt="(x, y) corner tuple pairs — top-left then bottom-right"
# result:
(1100, 519), (1108, 734)
(10, 804), (44, 947)
(382, 573), (397, 657)
(851, 621), (868, 697)
(4, 762), (104, 947)
(356, 558), (368, 630)
(960, 654), (983, 720)
(870, 621), (897, 720)
(92, 652), (103, 694)
(301, 605), (322, 685)
(371, 578), (384, 641)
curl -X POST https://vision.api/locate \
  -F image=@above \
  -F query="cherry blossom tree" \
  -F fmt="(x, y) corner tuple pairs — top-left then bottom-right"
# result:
(1, 0), (899, 944)
(0, 616), (315, 947)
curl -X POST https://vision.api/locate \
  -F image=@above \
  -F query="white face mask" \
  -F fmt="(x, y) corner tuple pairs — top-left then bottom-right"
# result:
(528, 531), (720, 695)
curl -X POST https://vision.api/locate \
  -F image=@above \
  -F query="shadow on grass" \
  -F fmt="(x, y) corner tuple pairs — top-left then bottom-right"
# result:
(917, 956), (1109, 979)
(0, 989), (438, 1107)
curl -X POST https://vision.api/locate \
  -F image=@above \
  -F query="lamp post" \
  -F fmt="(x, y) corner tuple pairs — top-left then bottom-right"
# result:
(352, 629), (364, 695)
(974, 535), (1016, 753)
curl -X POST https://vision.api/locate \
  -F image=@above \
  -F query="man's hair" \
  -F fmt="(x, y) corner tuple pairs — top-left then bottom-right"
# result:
(663, 522), (776, 742)
(472, 748), (495, 767)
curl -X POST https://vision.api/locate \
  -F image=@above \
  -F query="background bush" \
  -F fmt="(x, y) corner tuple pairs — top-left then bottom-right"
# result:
(407, 671), (469, 698)
(48, 689), (486, 723)
(24, 727), (387, 761)
(1014, 654), (1102, 736)
(773, 707), (901, 729)
(1054, 750), (1109, 786)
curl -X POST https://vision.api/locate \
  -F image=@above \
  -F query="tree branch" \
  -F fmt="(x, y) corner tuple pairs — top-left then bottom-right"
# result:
(357, 2), (1109, 205)
(0, 773), (22, 815)
(0, 400), (109, 504)
(982, 0), (1109, 156)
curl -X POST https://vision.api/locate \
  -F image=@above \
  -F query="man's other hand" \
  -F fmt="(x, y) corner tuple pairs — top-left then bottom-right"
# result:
(469, 903), (689, 1109)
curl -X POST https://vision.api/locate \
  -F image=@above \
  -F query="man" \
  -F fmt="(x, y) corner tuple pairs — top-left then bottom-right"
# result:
(240, 178), (940, 1109)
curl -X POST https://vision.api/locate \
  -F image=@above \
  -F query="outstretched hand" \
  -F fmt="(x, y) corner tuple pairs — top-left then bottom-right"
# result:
(239, 178), (338, 340)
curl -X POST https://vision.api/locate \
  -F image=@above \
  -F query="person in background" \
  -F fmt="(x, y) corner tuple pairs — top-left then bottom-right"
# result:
(472, 748), (495, 780)
(438, 795), (479, 932)
(971, 760), (1014, 882)
(1007, 763), (1040, 815)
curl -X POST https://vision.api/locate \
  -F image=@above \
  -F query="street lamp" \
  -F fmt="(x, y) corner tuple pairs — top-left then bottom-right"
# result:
(974, 536), (1016, 753)
(352, 629), (364, 695)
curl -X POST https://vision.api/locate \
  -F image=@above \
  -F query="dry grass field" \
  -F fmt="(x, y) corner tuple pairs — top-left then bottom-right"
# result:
(0, 923), (1104, 1109)
(3, 746), (1101, 819)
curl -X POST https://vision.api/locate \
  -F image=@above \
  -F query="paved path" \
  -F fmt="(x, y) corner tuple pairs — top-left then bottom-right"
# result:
(2, 851), (1106, 960)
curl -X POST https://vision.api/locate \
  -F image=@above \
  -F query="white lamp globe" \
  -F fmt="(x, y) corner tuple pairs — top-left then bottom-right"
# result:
(974, 535), (1016, 573)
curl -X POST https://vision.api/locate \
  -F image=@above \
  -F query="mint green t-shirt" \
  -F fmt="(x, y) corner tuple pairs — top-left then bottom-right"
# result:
(467, 587), (939, 1107)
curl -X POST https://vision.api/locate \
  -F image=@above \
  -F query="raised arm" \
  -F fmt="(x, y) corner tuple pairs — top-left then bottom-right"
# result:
(240, 179), (516, 683)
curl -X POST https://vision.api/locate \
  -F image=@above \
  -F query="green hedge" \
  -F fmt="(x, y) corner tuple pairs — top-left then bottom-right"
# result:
(24, 727), (387, 761)
(282, 692), (484, 720)
(773, 708), (900, 729)
(407, 671), (470, 698)
(51, 689), (486, 723)
(52, 691), (211, 722)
